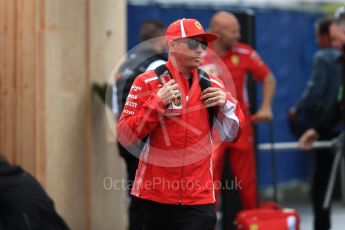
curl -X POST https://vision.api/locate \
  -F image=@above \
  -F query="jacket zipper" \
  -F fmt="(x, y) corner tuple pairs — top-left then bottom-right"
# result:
(179, 76), (193, 204)
(179, 95), (188, 204)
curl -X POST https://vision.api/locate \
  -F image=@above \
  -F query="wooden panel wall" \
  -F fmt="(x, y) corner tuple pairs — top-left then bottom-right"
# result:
(0, 0), (46, 180)
(44, 0), (90, 228)
(89, 0), (127, 229)
(0, 0), (126, 229)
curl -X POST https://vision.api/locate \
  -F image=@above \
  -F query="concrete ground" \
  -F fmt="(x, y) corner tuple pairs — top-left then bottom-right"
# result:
(282, 200), (345, 230)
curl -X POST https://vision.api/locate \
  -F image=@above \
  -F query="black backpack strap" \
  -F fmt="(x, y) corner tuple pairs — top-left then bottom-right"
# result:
(154, 64), (171, 83)
(154, 65), (214, 129)
(198, 68), (214, 129)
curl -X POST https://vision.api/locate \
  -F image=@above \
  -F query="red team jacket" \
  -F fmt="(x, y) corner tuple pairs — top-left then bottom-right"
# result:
(117, 60), (244, 205)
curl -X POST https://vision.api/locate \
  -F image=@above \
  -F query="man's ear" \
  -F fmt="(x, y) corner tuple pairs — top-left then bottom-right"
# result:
(168, 41), (175, 52)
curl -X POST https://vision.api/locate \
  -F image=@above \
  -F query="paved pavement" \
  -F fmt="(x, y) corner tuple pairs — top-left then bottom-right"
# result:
(216, 192), (345, 229)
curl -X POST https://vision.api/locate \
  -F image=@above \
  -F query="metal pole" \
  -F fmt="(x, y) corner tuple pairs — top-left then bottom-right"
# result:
(323, 147), (342, 209)
(257, 132), (345, 208)
(258, 140), (335, 152)
(340, 155), (345, 205)
(269, 122), (278, 203)
(323, 133), (345, 209)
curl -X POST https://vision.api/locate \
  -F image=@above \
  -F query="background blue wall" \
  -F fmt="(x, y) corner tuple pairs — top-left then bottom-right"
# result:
(127, 4), (322, 187)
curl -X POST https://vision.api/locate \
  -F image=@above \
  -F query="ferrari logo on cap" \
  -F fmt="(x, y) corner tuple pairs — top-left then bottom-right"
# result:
(231, 55), (240, 65)
(195, 21), (202, 30)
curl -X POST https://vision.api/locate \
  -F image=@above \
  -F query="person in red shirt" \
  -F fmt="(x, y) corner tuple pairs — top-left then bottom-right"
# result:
(117, 18), (244, 230)
(201, 11), (276, 230)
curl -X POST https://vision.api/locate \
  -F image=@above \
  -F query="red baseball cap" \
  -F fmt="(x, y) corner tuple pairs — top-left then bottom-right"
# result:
(165, 18), (218, 43)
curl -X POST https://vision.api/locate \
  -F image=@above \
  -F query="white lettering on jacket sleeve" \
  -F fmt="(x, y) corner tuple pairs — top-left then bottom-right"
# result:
(130, 85), (142, 92)
(121, 84), (143, 115)
(125, 101), (138, 108)
(123, 109), (135, 115)
(214, 100), (240, 141)
(127, 94), (138, 100)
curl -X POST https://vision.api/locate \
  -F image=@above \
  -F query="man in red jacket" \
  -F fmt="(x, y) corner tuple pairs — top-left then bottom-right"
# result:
(200, 11), (276, 230)
(117, 18), (244, 230)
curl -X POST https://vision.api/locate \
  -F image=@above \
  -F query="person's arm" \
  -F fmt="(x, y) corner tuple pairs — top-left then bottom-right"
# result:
(253, 72), (276, 123)
(216, 93), (244, 141)
(299, 92), (341, 150)
(200, 77), (244, 141)
(298, 128), (319, 150)
(117, 75), (179, 147)
(313, 103), (341, 133)
(294, 55), (329, 113)
(247, 48), (276, 123)
(312, 54), (343, 132)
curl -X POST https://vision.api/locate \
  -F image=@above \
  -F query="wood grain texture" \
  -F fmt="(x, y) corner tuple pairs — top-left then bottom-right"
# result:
(89, 1), (127, 229)
(0, 0), (126, 229)
(0, 0), (44, 178)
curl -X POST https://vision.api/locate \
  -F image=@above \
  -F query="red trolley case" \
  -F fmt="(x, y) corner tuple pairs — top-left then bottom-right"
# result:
(236, 123), (300, 230)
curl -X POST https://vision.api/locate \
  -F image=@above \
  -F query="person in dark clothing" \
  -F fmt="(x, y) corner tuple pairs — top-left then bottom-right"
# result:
(0, 155), (69, 230)
(289, 17), (341, 230)
(299, 10), (345, 230)
(113, 19), (166, 230)
(289, 17), (341, 137)
(299, 12), (345, 150)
